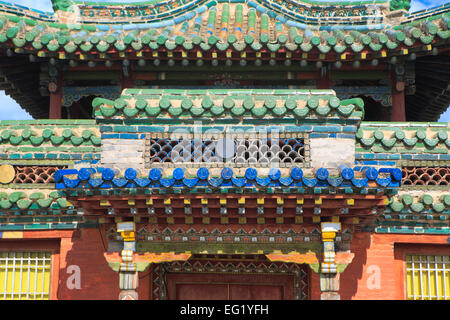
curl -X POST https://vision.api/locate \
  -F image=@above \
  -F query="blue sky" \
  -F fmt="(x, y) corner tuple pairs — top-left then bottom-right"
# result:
(0, 0), (448, 121)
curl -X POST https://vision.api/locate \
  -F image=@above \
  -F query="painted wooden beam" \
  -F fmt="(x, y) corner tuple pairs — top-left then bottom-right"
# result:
(67, 65), (121, 72)
(145, 72), (299, 81)
(330, 64), (387, 71)
(64, 71), (120, 81)
(294, 72), (319, 80)
(331, 71), (388, 81)
(134, 65), (317, 72)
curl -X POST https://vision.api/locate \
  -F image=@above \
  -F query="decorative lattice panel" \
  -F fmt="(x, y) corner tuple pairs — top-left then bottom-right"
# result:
(145, 138), (305, 167)
(402, 167), (450, 186)
(13, 166), (68, 184)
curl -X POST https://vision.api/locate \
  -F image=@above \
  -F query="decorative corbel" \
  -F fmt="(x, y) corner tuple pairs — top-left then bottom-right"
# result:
(117, 221), (139, 300)
(320, 222), (341, 300)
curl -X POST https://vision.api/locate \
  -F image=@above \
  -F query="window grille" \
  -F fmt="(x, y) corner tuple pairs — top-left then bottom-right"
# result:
(406, 255), (450, 300)
(147, 138), (305, 165)
(0, 251), (52, 300)
(13, 166), (68, 184)
(402, 167), (449, 186)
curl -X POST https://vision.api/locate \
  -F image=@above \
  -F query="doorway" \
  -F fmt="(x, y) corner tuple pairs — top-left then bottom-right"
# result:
(167, 273), (294, 300)
(150, 256), (310, 300)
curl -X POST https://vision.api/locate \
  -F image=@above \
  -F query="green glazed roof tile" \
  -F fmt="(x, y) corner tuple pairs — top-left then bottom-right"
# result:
(0, 191), (73, 213)
(0, 121), (101, 149)
(0, 0), (445, 61)
(92, 89), (364, 121)
(356, 123), (450, 152)
(388, 193), (450, 215)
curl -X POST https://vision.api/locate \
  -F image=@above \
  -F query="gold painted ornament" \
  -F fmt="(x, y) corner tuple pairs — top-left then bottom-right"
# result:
(0, 164), (15, 184)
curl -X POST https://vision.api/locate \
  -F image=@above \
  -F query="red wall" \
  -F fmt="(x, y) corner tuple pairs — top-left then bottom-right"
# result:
(56, 227), (151, 300)
(1, 229), (449, 300)
(0, 228), (119, 299)
(57, 228), (119, 300)
(339, 232), (450, 300)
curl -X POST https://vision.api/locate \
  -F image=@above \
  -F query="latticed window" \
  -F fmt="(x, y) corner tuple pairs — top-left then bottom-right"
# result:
(406, 255), (450, 300)
(0, 252), (52, 300)
(147, 138), (305, 165)
(402, 167), (449, 186)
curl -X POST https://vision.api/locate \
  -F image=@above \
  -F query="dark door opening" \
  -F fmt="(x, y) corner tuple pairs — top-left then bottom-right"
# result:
(167, 273), (295, 300)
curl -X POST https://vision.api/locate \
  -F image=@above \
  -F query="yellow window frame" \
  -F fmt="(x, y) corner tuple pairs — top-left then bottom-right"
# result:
(0, 251), (52, 300)
(406, 254), (450, 300)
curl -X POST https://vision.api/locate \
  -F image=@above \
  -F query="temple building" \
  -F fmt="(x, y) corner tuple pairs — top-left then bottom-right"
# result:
(0, 0), (449, 300)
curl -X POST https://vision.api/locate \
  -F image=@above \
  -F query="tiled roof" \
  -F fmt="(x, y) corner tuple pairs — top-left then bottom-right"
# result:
(387, 192), (450, 213)
(356, 122), (450, 152)
(0, 120), (101, 161)
(93, 88), (364, 119)
(54, 0), (391, 25)
(376, 191), (450, 234)
(0, 0), (447, 60)
(0, 190), (70, 209)
(55, 165), (402, 192)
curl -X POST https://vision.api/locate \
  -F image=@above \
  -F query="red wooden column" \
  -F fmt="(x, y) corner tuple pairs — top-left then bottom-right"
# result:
(317, 66), (331, 89)
(49, 72), (63, 119)
(391, 72), (406, 121)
